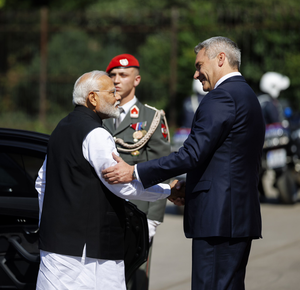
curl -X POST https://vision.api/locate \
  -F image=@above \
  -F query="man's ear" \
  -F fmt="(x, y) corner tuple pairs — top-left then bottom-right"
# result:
(134, 75), (141, 87)
(87, 92), (97, 108)
(218, 52), (226, 67)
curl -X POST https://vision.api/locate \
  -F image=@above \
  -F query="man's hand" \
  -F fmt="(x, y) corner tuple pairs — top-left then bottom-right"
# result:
(168, 179), (185, 206)
(102, 153), (134, 184)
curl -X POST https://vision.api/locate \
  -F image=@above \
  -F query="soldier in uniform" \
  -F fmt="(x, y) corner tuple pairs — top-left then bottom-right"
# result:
(103, 54), (171, 290)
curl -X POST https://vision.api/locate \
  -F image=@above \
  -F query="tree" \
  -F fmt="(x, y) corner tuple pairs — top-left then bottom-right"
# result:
(1, 0), (300, 131)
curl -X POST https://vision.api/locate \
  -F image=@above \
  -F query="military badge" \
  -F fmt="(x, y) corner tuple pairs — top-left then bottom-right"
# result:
(131, 121), (147, 142)
(161, 123), (168, 138)
(130, 105), (139, 118)
(130, 121), (147, 131)
(131, 150), (140, 156)
(119, 58), (129, 66)
(133, 131), (143, 142)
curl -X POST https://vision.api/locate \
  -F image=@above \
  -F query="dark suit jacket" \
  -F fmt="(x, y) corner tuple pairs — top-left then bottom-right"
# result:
(103, 99), (171, 222)
(137, 76), (265, 239)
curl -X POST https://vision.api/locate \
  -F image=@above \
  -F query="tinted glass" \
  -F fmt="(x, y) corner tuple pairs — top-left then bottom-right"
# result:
(0, 150), (44, 198)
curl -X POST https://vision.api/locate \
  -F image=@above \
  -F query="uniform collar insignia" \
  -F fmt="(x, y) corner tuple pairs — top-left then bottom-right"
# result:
(130, 105), (139, 118)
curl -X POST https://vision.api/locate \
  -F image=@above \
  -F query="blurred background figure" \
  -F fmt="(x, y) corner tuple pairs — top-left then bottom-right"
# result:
(257, 72), (300, 204)
(172, 80), (207, 153)
(181, 79), (208, 128)
(258, 72), (291, 125)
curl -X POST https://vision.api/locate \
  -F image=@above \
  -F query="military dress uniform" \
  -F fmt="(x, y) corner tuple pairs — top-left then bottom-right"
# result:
(103, 98), (171, 290)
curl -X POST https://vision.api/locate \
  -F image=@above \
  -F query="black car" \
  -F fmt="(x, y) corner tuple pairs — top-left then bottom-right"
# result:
(0, 127), (149, 289)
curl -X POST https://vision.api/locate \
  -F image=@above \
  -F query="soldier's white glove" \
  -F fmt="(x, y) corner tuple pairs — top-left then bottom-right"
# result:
(147, 219), (161, 243)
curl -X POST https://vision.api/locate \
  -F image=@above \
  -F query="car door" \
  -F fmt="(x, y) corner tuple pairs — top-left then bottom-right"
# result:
(0, 143), (45, 289)
(0, 128), (149, 288)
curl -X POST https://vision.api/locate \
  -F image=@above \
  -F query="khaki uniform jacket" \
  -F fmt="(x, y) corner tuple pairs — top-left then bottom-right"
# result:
(103, 99), (171, 222)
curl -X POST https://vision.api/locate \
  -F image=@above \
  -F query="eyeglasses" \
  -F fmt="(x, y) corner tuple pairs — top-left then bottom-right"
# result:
(92, 87), (117, 97)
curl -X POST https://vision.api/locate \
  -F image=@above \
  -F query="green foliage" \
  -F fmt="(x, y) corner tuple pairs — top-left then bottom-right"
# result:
(0, 111), (64, 134)
(1, 0), (300, 132)
(137, 32), (171, 109)
(1, 0), (96, 10)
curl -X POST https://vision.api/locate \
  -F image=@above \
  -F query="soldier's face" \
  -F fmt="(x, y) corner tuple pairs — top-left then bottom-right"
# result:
(109, 68), (141, 104)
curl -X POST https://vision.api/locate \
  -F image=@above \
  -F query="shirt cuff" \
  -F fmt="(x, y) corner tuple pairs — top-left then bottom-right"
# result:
(134, 164), (141, 182)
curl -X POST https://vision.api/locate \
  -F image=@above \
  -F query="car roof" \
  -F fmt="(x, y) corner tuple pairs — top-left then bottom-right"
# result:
(0, 127), (49, 153)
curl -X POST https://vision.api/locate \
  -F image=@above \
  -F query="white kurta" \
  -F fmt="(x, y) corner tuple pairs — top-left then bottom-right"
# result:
(35, 127), (170, 290)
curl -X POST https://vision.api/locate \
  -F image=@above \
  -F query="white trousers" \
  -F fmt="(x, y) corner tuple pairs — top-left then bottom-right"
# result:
(36, 249), (126, 290)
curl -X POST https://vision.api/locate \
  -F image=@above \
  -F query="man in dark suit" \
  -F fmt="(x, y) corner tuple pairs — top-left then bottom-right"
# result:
(103, 54), (171, 290)
(103, 36), (265, 290)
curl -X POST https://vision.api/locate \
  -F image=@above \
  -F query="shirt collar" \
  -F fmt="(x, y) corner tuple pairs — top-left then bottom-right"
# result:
(214, 72), (242, 89)
(119, 96), (137, 116)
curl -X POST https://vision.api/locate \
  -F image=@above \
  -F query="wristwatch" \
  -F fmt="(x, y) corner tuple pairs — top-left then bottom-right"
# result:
(132, 168), (137, 180)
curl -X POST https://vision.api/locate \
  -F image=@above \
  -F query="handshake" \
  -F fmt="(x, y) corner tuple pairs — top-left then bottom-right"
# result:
(102, 152), (186, 206)
(168, 179), (185, 206)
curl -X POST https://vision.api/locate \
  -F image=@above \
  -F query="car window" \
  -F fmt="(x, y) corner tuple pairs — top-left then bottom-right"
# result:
(0, 150), (44, 198)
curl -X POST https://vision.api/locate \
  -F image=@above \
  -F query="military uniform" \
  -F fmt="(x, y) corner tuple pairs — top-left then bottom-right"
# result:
(103, 98), (171, 289)
(103, 98), (170, 218)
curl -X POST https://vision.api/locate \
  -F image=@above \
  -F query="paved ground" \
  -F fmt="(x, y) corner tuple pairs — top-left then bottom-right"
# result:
(149, 194), (300, 290)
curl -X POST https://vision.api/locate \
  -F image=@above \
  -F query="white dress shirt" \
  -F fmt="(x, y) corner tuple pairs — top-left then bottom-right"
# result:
(115, 95), (137, 126)
(35, 127), (170, 290)
(214, 72), (242, 89)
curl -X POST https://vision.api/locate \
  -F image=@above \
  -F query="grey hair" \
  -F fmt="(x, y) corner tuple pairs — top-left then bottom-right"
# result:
(194, 36), (241, 69)
(72, 70), (108, 106)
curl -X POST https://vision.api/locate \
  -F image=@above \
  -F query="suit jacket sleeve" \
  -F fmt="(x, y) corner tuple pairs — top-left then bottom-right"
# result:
(137, 89), (236, 188)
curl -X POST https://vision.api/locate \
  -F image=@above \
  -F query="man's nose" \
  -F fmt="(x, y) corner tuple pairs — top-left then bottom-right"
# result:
(114, 74), (120, 83)
(193, 71), (199, 79)
(115, 92), (121, 101)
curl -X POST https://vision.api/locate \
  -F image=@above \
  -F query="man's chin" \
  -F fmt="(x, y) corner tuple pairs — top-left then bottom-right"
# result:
(99, 108), (120, 120)
(202, 85), (211, 92)
(109, 110), (120, 119)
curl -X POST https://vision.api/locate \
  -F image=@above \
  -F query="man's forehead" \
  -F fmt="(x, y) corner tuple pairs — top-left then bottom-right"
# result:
(110, 67), (134, 74)
(195, 49), (207, 65)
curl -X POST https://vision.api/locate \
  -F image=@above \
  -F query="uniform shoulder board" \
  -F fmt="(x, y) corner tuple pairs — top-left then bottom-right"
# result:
(145, 104), (166, 117)
(145, 104), (158, 112)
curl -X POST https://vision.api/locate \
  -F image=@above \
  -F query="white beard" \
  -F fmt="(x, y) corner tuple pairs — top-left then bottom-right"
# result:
(101, 100), (120, 119)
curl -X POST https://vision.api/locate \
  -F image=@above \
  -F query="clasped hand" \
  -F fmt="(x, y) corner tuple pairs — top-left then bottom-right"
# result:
(102, 153), (134, 184)
(102, 153), (185, 205)
(168, 179), (186, 206)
